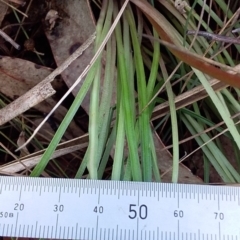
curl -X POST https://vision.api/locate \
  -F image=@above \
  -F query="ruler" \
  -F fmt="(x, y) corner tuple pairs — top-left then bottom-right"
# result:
(0, 177), (239, 240)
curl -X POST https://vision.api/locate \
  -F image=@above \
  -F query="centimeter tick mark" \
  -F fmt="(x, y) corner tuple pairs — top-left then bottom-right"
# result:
(95, 217), (99, 240)
(219, 222), (221, 240)
(58, 186), (61, 203)
(98, 187), (100, 205)
(18, 183), (22, 201)
(55, 214), (59, 239)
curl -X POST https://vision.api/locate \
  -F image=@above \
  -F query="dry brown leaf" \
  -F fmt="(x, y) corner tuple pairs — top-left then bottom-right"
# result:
(44, 0), (97, 112)
(0, 56), (84, 137)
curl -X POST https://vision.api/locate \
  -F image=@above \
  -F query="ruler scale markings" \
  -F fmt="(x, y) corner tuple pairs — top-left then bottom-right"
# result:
(114, 181), (116, 196)
(58, 225), (61, 239)
(44, 179), (47, 193)
(137, 217), (139, 240)
(26, 179), (30, 192)
(85, 181), (88, 194)
(120, 228), (123, 240)
(38, 225), (41, 238)
(75, 223), (78, 239)
(74, 179), (77, 194)
(98, 184), (101, 204)
(26, 224), (29, 237)
(89, 226), (91, 239)
(18, 224), (21, 237)
(63, 180), (66, 193)
(9, 224), (12, 236)
(48, 179), (51, 193)
(169, 184), (172, 199)
(70, 226), (73, 239)
(198, 186), (203, 203)
(51, 225), (53, 239)
(83, 226), (86, 239)
(107, 181), (110, 195)
(219, 222), (221, 240)
(30, 224), (33, 237)
(30, 180), (33, 192)
(92, 180), (95, 195)
(177, 185), (180, 208)
(194, 185), (196, 200)
(45, 225), (48, 238)
(1, 178), (240, 239)
(137, 185), (140, 206)
(79, 225), (82, 239)
(218, 192), (220, 211)
(178, 219), (180, 240)
(39, 182), (42, 196)
(63, 226), (66, 239)
(117, 224), (119, 240)
(18, 184), (22, 214)
(79, 227), (85, 239)
(78, 182), (81, 197)
(153, 183), (156, 197)
(34, 178), (38, 193)
(58, 184), (61, 203)
(96, 215), (99, 240)
(42, 225), (45, 238)
(14, 212), (19, 236)
(5, 179), (8, 191)
(215, 186), (218, 200)
(118, 183), (120, 199)
(62, 227), (66, 239)
(23, 224), (25, 237)
(55, 214), (58, 238)
(110, 181), (112, 195)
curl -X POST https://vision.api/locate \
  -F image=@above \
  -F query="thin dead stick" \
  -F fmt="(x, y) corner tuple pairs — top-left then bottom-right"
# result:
(0, 29), (20, 49)
(1, 143), (88, 173)
(0, 142), (31, 173)
(16, 0), (130, 151)
(187, 30), (240, 45)
(0, 32), (96, 126)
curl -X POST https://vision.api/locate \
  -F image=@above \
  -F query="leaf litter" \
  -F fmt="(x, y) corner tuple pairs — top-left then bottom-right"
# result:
(0, 0), (207, 183)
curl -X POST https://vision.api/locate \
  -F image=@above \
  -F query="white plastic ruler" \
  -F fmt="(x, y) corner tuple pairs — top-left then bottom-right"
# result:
(0, 177), (239, 240)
